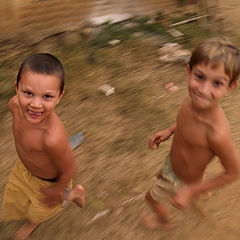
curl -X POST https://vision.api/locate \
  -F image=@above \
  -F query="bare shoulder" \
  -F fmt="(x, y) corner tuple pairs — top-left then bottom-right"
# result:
(43, 113), (69, 153)
(207, 109), (233, 150)
(8, 96), (18, 114)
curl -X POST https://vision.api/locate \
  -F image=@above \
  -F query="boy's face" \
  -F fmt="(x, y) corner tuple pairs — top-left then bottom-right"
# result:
(187, 63), (237, 110)
(15, 71), (64, 124)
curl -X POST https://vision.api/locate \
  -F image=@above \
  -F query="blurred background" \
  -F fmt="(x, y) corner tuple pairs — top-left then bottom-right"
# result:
(1, 0), (240, 239)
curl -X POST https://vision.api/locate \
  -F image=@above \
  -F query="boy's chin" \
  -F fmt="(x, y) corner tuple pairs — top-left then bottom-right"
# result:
(192, 101), (214, 110)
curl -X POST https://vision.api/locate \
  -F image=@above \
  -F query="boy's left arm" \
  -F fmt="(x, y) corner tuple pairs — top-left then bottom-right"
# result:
(171, 130), (240, 210)
(41, 135), (76, 207)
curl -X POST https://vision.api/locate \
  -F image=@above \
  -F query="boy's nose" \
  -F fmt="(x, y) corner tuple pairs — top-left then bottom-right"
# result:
(30, 98), (43, 108)
(199, 82), (210, 96)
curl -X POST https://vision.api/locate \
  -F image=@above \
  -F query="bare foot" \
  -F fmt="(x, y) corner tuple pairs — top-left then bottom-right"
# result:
(141, 212), (174, 230)
(70, 184), (85, 208)
(15, 220), (39, 240)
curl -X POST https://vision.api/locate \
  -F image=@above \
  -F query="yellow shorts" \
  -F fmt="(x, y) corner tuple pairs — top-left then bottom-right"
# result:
(1, 159), (72, 223)
(150, 154), (185, 202)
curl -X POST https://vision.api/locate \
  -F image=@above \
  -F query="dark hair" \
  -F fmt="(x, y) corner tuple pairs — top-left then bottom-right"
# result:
(16, 53), (65, 94)
(189, 37), (240, 85)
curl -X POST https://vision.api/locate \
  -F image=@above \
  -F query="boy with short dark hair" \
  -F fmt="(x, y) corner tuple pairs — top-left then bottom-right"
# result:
(143, 38), (240, 229)
(1, 53), (85, 240)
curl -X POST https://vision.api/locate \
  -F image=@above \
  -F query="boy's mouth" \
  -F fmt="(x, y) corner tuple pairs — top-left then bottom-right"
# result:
(28, 110), (43, 118)
(192, 91), (209, 102)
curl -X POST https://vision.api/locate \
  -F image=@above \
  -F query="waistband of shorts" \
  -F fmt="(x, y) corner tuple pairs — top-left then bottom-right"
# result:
(36, 176), (58, 182)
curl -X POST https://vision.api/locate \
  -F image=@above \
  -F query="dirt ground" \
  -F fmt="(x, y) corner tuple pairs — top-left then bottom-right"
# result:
(1, 1), (240, 240)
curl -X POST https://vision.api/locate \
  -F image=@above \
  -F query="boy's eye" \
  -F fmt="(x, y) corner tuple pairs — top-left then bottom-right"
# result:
(214, 81), (223, 87)
(24, 91), (32, 96)
(44, 95), (53, 99)
(195, 74), (204, 80)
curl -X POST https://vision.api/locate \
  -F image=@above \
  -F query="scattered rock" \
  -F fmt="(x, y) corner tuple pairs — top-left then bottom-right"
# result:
(108, 39), (121, 46)
(99, 84), (115, 96)
(167, 28), (183, 38)
(165, 82), (174, 89)
(168, 85), (179, 92)
(158, 42), (191, 64)
(165, 82), (179, 92)
(146, 19), (156, 24)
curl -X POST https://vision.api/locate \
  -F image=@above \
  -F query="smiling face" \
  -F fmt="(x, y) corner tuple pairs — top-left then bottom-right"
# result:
(16, 71), (64, 124)
(187, 62), (237, 111)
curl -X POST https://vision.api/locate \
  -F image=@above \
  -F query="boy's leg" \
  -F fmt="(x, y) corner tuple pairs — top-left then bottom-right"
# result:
(15, 220), (39, 240)
(143, 191), (173, 230)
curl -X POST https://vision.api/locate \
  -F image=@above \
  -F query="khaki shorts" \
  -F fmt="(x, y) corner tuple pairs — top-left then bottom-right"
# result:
(150, 154), (185, 203)
(1, 159), (72, 223)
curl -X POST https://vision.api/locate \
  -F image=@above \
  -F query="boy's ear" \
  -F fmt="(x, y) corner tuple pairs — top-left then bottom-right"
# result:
(57, 90), (64, 104)
(15, 81), (18, 94)
(229, 81), (238, 91)
(186, 64), (191, 81)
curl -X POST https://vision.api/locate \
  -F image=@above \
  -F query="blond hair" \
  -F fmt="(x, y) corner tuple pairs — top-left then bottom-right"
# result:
(189, 37), (240, 85)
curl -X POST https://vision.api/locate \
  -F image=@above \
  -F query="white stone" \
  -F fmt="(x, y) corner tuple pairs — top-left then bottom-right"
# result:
(99, 84), (115, 96)
(108, 39), (121, 46)
(167, 28), (183, 38)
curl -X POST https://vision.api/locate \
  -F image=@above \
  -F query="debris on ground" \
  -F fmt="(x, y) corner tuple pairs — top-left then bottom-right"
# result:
(69, 132), (84, 150)
(165, 82), (179, 92)
(99, 84), (115, 96)
(108, 39), (121, 46)
(167, 28), (183, 38)
(114, 193), (145, 216)
(158, 42), (191, 64)
(87, 209), (111, 225)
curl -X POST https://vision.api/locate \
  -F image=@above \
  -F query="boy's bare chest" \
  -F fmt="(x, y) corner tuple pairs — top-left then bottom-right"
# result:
(177, 110), (208, 148)
(13, 117), (45, 152)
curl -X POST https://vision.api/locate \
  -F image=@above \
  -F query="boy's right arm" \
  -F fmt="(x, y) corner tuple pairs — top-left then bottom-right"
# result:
(148, 123), (176, 149)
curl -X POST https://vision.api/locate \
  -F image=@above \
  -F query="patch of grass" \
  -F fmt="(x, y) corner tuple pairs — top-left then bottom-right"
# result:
(89, 22), (131, 48)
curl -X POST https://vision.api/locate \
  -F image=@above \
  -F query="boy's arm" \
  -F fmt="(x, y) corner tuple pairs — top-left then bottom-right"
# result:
(172, 130), (240, 210)
(148, 123), (176, 149)
(41, 133), (76, 207)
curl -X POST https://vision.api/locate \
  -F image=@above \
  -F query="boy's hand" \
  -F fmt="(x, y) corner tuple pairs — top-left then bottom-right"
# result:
(40, 187), (63, 207)
(169, 187), (195, 211)
(148, 129), (172, 149)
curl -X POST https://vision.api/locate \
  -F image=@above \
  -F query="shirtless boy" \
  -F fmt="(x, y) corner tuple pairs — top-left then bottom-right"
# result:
(1, 53), (85, 239)
(144, 37), (240, 229)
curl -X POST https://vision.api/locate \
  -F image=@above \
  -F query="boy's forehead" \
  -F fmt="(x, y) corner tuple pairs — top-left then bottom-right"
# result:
(20, 71), (61, 90)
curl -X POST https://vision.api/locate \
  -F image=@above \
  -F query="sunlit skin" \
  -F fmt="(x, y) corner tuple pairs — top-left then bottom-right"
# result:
(144, 63), (240, 229)
(8, 71), (85, 240)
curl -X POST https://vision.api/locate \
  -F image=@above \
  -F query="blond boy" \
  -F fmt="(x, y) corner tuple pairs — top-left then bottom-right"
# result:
(144, 38), (240, 229)
(1, 53), (85, 240)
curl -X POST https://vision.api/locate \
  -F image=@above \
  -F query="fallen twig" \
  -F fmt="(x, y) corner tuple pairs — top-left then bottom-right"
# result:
(169, 15), (210, 27)
(87, 209), (111, 225)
